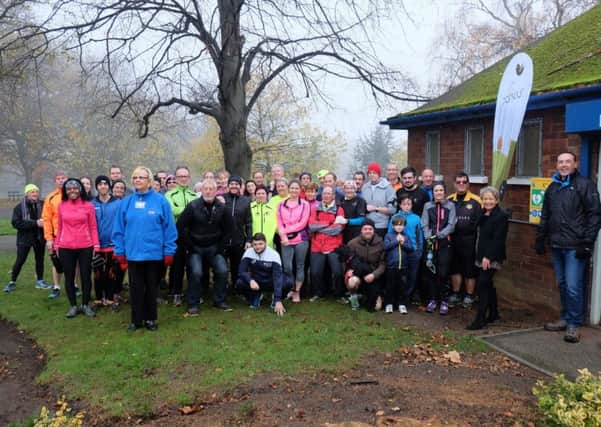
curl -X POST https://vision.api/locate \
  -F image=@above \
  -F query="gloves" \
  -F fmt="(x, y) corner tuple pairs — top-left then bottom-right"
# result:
(575, 243), (593, 259)
(164, 255), (174, 267)
(534, 237), (546, 255)
(334, 216), (348, 225)
(113, 254), (128, 271)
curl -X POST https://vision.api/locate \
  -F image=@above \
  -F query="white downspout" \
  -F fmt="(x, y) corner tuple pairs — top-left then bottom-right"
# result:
(590, 148), (601, 325)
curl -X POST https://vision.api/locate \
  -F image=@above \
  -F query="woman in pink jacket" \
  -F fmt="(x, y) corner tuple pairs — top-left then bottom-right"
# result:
(55, 178), (99, 318)
(277, 180), (311, 302)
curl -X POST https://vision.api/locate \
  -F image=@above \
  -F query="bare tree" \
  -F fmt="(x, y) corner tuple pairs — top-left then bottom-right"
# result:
(429, 0), (599, 94)
(4, 1), (429, 177)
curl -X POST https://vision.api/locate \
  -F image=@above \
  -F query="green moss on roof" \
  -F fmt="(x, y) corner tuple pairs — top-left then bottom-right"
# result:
(397, 4), (601, 117)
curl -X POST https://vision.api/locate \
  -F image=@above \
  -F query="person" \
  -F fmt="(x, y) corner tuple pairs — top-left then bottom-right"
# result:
(80, 176), (94, 198)
(110, 179), (128, 298)
(396, 167), (430, 217)
(165, 175), (177, 192)
(112, 166), (177, 332)
(319, 172), (344, 203)
(536, 152), (601, 343)
(253, 170), (265, 187)
(383, 216), (413, 314)
(386, 163), (402, 192)
(422, 182), (456, 315)
(420, 168), (435, 200)
(111, 180), (127, 199)
(110, 165), (132, 195)
(56, 178), (99, 318)
(4, 184), (50, 293)
(448, 172), (482, 308)
(268, 164), (284, 197)
(235, 233), (289, 315)
(250, 185), (278, 248)
(222, 176), (252, 287)
(308, 186), (346, 301)
(342, 219), (386, 311)
(42, 172), (67, 299)
(299, 172), (312, 188)
(353, 171), (365, 196)
(361, 162), (396, 238)
(304, 182), (319, 210)
(268, 177), (288, 208)
(152, 176), (162, 193)
(466, 187), (509, 330)
(215, 170), (230, 195)
(340, 180), (366, 243)
(316, 169), (329, 187)
(156, 170), (168, 193)
(276, 180), (311, 302)
(165, 165), (198, 306)
(177, 179), (231, 313)
(388, 195), (423, 304)
(91, 175), (121, 309)
(244, 179), (257, 200)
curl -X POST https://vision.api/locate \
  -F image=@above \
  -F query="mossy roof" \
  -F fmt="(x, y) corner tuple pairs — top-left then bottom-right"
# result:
(395, 4), (601, 118)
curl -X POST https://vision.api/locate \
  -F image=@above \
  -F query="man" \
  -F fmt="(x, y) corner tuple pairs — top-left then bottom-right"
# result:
(42, 172), (67, 298)
(253, 170), (265, 187)
(156, 170), (168, 193)
(4, 184), (49, 292)
(420, 168), (435, 200)
(447, 172), (482, 308)
(177, 179), (231, 313)
(396, 167), (430, 217)
(268, 164), (284, 197)
(165, 165), (198, 306)
(536, 152), (601, 343)
(235, 233), (289, 315)
(353, 171), (365, 196)
(91, 175), (122, 306)
(361, 163), (396, 238)
(386, 163), (402, 192)
(110, 165), (132, 195)
(222, 176), (252, 286)
(319, 172), (344, 203)
(343, 219), (386, 311)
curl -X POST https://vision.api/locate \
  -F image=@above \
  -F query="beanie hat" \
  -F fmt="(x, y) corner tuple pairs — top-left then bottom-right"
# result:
(228, 175), (243, 185)
(24, 184), (39, 194)
(367, 163), (381, 176)
(316, 169), (329, 179)
(362, 218), (376, 230)
(95, 175), (111, 189)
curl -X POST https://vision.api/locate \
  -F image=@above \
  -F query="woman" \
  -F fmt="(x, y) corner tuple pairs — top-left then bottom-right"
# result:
(244, 179), (257, 200)
(80, 176), (94, 198)
(165, 175), (177, 192)
(55, 178), (99, 318)
(112, 166), (177, 332)
(340, 180), (366, 243)
(112, 180), (127, 199)
(277, 180), (311, 302)
(421, 181), (456, 315)
(268, 178), (289, 208)
(250, 185), (277, 248)
(466, 186), (509, 330)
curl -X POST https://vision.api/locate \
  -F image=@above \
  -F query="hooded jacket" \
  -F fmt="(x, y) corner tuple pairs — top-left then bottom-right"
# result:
(112, 189), (177, 261)
(387, 210), (422, 253)
(537, 170), (601, 248)
(308, 201), (345, 253)
(251, 200), (278, 248)
(165, 185), (198, 220)
(361, 178), (396, 229)
(92, 196), (121, 249)
(223, 192), (252, 247)
(277, 197), (311, 245)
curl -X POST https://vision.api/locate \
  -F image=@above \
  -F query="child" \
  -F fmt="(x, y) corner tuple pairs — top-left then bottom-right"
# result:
(383, 216), (413, 314)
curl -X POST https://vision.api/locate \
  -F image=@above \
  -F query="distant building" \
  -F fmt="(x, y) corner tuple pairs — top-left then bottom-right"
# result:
(382, 5), (601, 324)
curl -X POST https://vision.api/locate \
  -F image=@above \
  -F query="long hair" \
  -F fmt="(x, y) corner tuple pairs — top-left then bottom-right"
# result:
(62, 178), (90, 201)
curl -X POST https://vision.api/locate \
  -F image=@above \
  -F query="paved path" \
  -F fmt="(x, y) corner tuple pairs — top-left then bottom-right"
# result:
(0, 235), (15, 253)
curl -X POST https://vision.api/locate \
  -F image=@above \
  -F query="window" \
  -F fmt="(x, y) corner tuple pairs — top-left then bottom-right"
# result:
(425, 131), (440, 173)
(465, 127), (484, 175)
(516, 119), (542, 177)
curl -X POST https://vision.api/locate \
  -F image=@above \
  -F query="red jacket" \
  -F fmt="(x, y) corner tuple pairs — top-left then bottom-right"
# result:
(308, 202), (344, 253)
(56, 199), (100, 250)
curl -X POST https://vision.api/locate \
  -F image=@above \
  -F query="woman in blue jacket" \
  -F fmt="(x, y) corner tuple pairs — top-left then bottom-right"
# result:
(112, 166), (177, 332)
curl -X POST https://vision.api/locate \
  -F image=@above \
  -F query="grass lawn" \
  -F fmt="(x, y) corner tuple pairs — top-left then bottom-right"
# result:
(0, 218), (16, 236)
(0, 253), (487, 418)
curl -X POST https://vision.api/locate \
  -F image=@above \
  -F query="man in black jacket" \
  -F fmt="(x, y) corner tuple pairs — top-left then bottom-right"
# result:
(177, 179), (232, 313)
(4, 184), (49, 292)
(220, 176), (252, 287)
(536, 152), (601, 343)
(396, 167), (430, 217)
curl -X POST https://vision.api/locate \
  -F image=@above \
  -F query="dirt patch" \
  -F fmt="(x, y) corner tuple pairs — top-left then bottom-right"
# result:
(0, 319), (52, 426)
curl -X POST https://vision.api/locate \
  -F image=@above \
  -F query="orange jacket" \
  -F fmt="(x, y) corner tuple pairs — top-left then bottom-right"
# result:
(42, 189), (62, 241)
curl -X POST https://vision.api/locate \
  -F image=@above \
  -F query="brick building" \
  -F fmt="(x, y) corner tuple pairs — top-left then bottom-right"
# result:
(381, 6), (601, 324)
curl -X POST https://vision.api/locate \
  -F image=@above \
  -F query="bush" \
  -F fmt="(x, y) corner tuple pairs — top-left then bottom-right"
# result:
(33, 397), (85, 427)
(533, 369), (601, 427)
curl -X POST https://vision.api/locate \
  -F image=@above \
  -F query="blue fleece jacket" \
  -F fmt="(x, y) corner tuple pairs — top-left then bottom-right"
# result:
(112, 189), (177, 261)
(92, 196), (121, 248)
(388, 211), (422, 253)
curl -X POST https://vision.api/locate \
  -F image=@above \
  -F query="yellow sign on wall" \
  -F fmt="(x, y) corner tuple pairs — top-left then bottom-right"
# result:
(529, 177), (552, 224)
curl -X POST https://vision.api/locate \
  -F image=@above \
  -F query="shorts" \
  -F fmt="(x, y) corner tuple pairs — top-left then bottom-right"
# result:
(450, 234), (477, 278)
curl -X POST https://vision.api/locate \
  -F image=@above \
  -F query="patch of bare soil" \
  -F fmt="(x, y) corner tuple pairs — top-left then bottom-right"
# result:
(0, 319), (51, 426)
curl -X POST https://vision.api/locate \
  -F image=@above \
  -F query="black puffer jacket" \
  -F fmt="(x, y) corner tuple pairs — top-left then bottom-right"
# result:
(222, 193), (252, 247)
(537, 171), (601, 248)
(177, 197), (226, 250)
(475, 206), (509, 263)
(12, 199), (44, 246)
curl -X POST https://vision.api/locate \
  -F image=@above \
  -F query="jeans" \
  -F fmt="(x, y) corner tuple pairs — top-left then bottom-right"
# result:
(281, 240), (309, 284)
(551, 248), (587, 327)
(310, 252), (343, 297)
(188, 245), (228, 307)
(168, 245), (188, 295)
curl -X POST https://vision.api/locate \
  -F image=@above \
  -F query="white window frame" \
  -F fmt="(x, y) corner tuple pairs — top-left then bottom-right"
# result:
(514, 118), (543, 178)
(425, 130), (440, 173)
(464, 126), (485, 177)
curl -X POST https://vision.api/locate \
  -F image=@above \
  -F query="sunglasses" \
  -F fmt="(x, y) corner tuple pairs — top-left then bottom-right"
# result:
(455, 180), (468, 184)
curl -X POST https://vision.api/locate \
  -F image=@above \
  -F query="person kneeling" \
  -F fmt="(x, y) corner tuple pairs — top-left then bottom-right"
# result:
(235, 233), (290, 316)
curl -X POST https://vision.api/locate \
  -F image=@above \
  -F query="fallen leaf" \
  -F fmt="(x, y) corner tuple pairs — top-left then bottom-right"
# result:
(376, 410), (385, 416)
(391, 406), (401, 412)
(332, 398), (342, 403)
(445, 350), (462, 364)
(178, 405), (204, 415)
(215, 367), (223, 373)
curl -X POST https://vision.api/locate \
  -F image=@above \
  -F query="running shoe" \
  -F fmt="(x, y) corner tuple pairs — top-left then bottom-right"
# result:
(385, 304), (393, 314)
(398, 305), (408, 315)
(439, 301), (449, 316)
(48, 288), (60, 299)
(425, 300), (437, 313)
(4, 282), (16, 293)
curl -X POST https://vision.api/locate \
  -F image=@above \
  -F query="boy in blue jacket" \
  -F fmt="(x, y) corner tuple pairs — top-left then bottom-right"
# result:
(383, 216), (413, 314)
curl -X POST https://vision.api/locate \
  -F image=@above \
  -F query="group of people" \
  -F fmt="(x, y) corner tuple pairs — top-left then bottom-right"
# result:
(6, 152), (598, 341)
(4, 161), (513, 333)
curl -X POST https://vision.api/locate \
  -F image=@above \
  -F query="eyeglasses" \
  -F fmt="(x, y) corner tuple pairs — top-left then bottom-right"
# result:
(132, 176), (149, 180)
(455, 180), (468, 184)
(176, 175), (190, 178)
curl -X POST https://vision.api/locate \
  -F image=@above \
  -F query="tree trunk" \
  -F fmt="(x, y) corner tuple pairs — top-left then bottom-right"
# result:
(219, 115), (252, 178)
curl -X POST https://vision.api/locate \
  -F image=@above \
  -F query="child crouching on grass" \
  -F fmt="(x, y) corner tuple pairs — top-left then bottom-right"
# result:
(383, 216), (413, 314)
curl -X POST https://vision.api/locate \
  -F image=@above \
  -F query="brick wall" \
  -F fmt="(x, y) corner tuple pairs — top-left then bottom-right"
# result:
(406, 106), (583, 315)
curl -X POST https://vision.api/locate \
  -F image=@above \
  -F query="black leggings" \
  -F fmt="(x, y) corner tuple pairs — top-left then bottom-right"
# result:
(94, 251), (117, 300)
(11, 242), (45, 282)
(426, 244), (452, 302)
(128, 260), (162, 325)
(59, 247), (93, 306)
